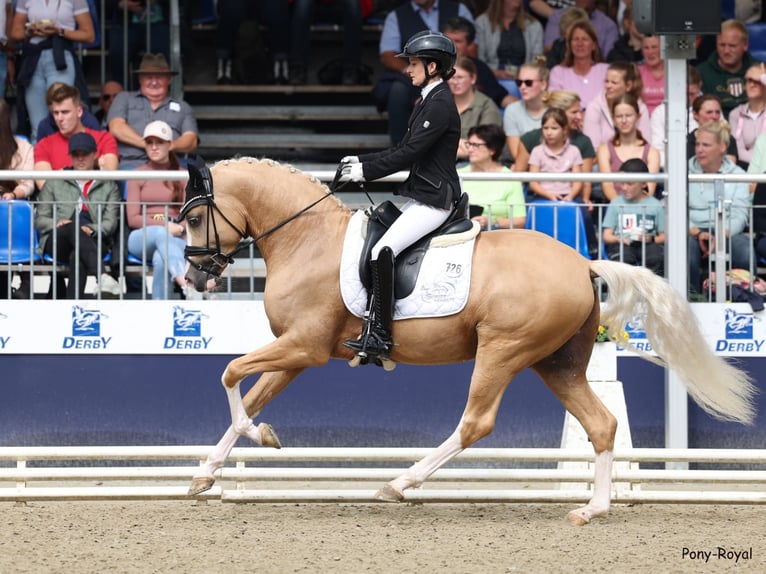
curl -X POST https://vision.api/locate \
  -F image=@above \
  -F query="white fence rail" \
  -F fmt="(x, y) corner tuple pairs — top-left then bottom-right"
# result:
(2, 447), (765, 504)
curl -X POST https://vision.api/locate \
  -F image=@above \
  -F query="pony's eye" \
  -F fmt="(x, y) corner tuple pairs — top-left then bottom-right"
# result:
(187, 216), (201, 228)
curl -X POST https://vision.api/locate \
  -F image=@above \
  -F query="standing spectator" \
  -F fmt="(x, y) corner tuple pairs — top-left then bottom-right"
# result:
(373, 0), (474, 144)
(503, 56), (549, 160)
(94, 81), (123, 129)
(596, 93), (660, 200)
(547, 19), (608, 111)
(36, 81), (102, 142)
(728, 62), (766, 169)
(687, 120), (752, 294)
(460, 123), (526, 229)
(685, 94), (738, 163)
(35, 133), (122, 299)
(290, 0), (365, 86)
(126, 121), (188, 300)
(528, 107), (583, 201)
(606, 5), (643, 63)
(543, 0), (618, 59)
(638, 35), (664, 114)
(474, 0), (544, 80)
(583, 61), (650, 150)
(34, 83), (119, 191)
(10, 0), (94, 143)
(107, 53), (198, 169)
(602, 157), (665, 275)
(697, 19), (760, 118)
(449, 57), (502, 160)
(650, 66), (702, 169)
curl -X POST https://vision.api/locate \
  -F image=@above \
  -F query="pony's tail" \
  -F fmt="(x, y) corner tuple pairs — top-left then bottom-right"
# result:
(590, 260), (757, 425)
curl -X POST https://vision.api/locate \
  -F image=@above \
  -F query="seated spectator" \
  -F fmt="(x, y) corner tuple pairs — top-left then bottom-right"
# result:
(685, 94), (738, 163)
(602, 158), (665, 276)
(503, 56), (549, 161)
(584, 61), (650, 151)
(35, 132), (122, 299)
(126, 121), (188, 300)
(94, 81), (123, 129)
(107, 53), (199, 169)
(606, 6), (643, 63)
(0, 0), (14, 101)
(449, 57), (502, 160)
(373, 0), (474, 144)
(727, 62), (766, 169)
(687, 120), (751, 294)
(747, 132), (766, 193)
(697, 19), (759, 118)
(34, 83), (119, 191)
(529, 0), (575, 23)
(544, 6), (587, 69)
(638, 35), (664, 115)
(108, 1), (170, 88)
(543, 0), (618, 59)
(474, 0), (544, 80)
(650, 66), (702, 169)
(547, 19), (608, 111)
(10, 0), (94, 143)
(459, 124), (526, 229)
(443, 16), (516, 110)
(596, 93), (660, 200)
(0, 99), (35, 299)
(528, 108), (583, 201)
(36, 82), (101, 143)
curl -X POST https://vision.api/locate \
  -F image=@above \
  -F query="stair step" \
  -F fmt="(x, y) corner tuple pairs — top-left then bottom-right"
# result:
(193, 105), (386, 122)
(198, 132), (389, 150)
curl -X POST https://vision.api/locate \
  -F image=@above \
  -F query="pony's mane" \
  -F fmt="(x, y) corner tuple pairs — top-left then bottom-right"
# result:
(212, 156), (348, 210)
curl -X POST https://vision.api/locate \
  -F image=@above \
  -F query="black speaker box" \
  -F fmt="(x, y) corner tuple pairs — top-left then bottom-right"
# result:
(633, 0), (721, 35)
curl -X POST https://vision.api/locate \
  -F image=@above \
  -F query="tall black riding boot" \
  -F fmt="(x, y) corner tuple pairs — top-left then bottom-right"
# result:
(344, 247), (395, 361)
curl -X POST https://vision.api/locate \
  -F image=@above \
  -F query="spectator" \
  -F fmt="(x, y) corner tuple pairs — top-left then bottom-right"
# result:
(606, 5), (642, 63)
(460, 123), (526, 229)
(602, 157), (665, 276)
(748, 132), (766, 193)
(543, 0), (618, 59)
(290, 0), (365, 86)
(528, 107), (583, 201)
(107, 53), (198, 169)
(373, 0), (474, 144)
(544, 6), (587, 69)
(35, 132), (122, 299)
(474, 0), (544, 80)
(529, 0), (575, 23)
(126, 121), (188, 300)
(0, 99), (35, 299)
(108, 0), (170, 88)
(34, 83), (119, 191)
(503, 56), (549, 160)
(650, 66), (702, 169)
(596, 93), (660, 200)
(36, 81), (102, 142)
(687, 120), (751, 294)
(685, 94), (738, 163)
(638, 35), (664, 114)
(10, 0), (94, 143)
(94, 81), (123, 129)
(727, 62), (766, 169)
(449, 57), (502, 160)
(697, 19), (760, 118)
(215, 0), (289, 85)
(547, 19), (608, 111)
(443, 16), (515, 109)
(584, 61), (650, 151)
(0, 0), (14, 101)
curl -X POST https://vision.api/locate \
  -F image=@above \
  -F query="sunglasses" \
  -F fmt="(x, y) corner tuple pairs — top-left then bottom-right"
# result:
(515, 79), (537, 87)
(101, 93), (118, 102)
(745, 78), (763, 85)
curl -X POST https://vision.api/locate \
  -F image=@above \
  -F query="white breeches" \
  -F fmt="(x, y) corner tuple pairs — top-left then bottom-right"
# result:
(371, 199), (451, 260)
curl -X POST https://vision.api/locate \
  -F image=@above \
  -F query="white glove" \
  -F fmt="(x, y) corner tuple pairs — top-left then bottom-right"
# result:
(341, 162), (365, 182)
(341, 155), (359, 164)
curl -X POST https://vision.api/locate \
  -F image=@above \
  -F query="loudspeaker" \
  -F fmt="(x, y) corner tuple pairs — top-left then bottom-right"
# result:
(633, 0), (721, 35)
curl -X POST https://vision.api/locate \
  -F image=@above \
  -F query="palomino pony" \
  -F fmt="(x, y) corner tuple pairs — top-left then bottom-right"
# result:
(181, 157), (755, 525)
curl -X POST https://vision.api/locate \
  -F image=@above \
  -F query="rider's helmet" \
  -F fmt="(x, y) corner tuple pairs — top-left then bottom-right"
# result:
(396, 30), (457, 81)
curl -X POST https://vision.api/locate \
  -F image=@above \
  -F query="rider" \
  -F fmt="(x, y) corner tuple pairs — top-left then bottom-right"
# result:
(341, 30), (462, 363)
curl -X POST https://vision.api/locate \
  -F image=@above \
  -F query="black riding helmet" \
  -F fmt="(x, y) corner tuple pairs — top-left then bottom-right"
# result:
(396, 30), (457, 85)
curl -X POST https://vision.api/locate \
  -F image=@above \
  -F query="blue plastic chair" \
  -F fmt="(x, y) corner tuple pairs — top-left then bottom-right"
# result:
(0, 201), (39, 264)
(525, 200), (590, 259)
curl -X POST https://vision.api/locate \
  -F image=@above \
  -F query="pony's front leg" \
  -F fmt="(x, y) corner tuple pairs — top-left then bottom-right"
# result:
(567, 450), (614, 525)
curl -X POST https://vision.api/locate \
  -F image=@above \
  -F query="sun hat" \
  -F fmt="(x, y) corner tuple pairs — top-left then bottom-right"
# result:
(133, 53), (177, 76)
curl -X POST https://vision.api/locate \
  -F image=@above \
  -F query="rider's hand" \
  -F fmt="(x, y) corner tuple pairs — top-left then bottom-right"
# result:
(341, 162), (365, 182)
(341, 155), (359, 164)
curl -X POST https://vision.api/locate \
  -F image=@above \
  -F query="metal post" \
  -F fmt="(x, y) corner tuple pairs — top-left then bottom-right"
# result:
(713, 178), (728, 301)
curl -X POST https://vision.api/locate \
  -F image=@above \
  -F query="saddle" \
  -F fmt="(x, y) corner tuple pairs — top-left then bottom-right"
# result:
(358, 193), (473, 299)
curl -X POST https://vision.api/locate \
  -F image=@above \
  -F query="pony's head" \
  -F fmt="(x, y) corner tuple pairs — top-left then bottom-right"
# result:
(180, 157), (248, 291)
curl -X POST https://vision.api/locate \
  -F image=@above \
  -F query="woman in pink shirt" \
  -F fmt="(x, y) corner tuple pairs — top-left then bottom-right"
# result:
(638, 35), (664, 115)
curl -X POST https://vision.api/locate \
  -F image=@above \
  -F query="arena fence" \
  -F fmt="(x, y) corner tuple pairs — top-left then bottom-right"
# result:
(1, 447), (765, 504)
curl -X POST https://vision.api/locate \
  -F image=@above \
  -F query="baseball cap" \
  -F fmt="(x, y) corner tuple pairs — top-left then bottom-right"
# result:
(68, 132), (97, 154)
(143, 120), (172, 141)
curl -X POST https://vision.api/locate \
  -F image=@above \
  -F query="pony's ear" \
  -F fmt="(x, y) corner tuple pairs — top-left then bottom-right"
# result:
(180, 156), (213, 220)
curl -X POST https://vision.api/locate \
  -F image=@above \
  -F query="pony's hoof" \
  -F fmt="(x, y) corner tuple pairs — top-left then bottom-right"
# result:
(379, 358), (396, 371)
(566, 510), (590, 526)
(348, 355), (362, 368)
(258, 422), (282, 449)
(188, 476), (216, 496)
(374, 484), (404, 502)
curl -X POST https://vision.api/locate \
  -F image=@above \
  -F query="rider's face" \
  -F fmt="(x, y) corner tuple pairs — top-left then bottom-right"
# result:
(407, 57), (429, 86)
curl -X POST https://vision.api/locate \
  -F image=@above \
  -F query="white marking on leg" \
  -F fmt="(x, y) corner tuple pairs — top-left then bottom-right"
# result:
(568, 450), (613, 524)
(389, 425), (464, 494)
(224, 376), (263, 445)
(195, 425), (239, 479)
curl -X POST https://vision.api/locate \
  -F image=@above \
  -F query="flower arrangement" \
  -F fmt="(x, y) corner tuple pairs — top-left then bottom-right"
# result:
(595, 325), (629, 345)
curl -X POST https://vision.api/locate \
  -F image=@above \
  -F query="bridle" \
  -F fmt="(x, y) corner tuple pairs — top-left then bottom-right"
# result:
(180, 159), (345, 279)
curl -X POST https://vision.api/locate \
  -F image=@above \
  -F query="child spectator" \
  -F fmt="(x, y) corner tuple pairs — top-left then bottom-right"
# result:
(528, 107), (583, 201)
(602, 158), (665, 276)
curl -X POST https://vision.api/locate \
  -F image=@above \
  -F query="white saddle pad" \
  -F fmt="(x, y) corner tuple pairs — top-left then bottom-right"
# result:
(340, 210), (478, 320)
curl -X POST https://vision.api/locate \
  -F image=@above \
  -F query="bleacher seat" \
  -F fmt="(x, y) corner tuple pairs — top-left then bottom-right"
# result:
(0, 201), (39, 265)
(747, 23), (766, 65)
(525, 200), (590, 259)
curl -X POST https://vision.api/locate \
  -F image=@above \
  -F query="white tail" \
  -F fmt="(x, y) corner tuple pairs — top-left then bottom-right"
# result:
(591, 260), (756, 425)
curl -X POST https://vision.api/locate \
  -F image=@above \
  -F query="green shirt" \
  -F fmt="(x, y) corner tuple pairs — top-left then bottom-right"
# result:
(458, 165), (526, 223)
